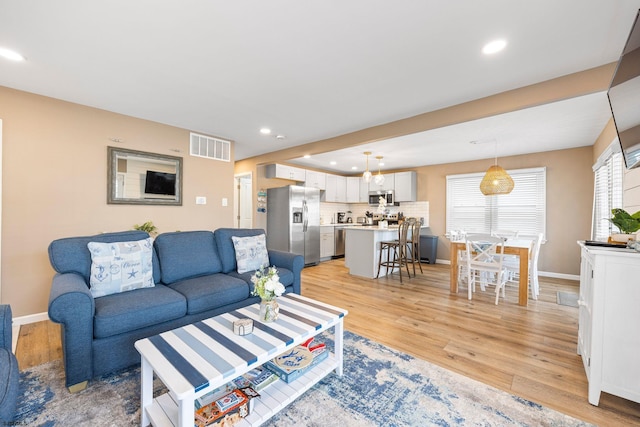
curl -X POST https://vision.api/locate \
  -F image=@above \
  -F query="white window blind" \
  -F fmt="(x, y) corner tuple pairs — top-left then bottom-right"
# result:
(592, 144), (623, 241)
(446, 167), (546, 238)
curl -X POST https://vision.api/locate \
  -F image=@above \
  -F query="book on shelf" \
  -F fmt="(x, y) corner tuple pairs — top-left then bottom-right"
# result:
(242, 366), (279, 391)
(264, 345), (328, 383)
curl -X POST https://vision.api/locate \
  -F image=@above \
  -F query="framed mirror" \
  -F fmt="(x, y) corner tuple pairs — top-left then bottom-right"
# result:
(107, 146), (183, 205)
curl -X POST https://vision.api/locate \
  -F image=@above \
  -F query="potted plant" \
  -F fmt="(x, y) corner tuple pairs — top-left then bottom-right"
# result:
(609, 209), (640, 242)
(133, 221), (158, 237)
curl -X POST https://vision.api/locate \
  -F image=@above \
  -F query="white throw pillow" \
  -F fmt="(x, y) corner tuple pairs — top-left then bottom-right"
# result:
(87, 237), (155, 298)
(231, 234), (270, 274)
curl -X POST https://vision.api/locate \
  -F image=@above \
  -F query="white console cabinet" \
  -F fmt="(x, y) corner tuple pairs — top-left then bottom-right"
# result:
(577, 242), (640, 406)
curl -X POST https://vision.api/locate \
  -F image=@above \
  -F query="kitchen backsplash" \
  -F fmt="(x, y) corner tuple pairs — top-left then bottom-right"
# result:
(320, 201), (430, 225)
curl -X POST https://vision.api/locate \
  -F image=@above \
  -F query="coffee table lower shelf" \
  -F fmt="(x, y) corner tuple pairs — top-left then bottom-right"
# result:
(145, 353), (337, 427)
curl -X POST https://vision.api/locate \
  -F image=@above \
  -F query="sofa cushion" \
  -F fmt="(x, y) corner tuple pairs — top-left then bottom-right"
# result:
(154, 231), (223, 284)
(87, 237), (155, 298)
(168, 273), (249, 315)
(231, 234), (270, 274)
(93, 285), (186, 339)
(0, 348), (19, 422)
(229, 266), (294, 293)
(214, 228), (267, 273)
(48, 231), (161, 285)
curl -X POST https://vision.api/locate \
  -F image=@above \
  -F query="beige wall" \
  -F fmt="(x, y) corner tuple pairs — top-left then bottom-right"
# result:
(0, 86), (235, 316)
(413, 147), (594, 276)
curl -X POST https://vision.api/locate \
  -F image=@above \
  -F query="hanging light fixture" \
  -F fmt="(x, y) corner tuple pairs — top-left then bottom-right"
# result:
(374, 156), (385, 186)
(362, 151), (372, 183)
(479, 140), (514, 195)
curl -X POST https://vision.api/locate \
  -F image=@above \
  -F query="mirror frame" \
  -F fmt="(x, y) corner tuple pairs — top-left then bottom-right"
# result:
(107, 146), (183, 206)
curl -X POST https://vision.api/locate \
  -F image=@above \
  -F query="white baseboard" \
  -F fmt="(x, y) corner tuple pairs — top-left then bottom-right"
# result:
(13, 311), (50, 326)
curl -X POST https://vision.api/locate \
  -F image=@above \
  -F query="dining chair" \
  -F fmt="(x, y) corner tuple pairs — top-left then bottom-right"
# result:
(465, 233), (509, 304)
(503, 233), (543, 299)
(376, 220), (412, 283)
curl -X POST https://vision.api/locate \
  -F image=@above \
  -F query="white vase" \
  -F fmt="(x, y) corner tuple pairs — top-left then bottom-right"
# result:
(259, 299), (279, 323)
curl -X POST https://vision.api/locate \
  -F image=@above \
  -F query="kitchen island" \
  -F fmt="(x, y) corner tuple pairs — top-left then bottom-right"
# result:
(345, 226), (402, 278)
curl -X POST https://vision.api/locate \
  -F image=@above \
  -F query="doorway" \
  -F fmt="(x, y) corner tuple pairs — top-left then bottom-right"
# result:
(234, 172), (253, 228)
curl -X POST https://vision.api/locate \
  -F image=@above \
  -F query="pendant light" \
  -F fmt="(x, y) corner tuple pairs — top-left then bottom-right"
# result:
(374, 156), (385, 186)
(362, 151), (372, 183)
(479, 141), (514, 195)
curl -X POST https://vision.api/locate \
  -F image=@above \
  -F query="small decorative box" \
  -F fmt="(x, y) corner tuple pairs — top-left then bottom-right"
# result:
(233, 318), (253, 336)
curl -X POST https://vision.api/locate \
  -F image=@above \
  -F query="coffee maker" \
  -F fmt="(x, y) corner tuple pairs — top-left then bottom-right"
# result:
(336, 212), (346, 223)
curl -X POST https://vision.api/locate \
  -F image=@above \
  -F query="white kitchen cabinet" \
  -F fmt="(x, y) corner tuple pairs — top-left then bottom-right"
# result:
(359, 177), (369, 203)
(346, 177), (361, 203)
(577, 242), (640, 406)
(305, 170), (326, 190)
(370, 173), (394, 192)
(265, 163), (306, 181)
(321, 226), (335, 259)
(394, 171), (417, 201)
(336, 176), (347, 203)
(323, 174), (347, 203)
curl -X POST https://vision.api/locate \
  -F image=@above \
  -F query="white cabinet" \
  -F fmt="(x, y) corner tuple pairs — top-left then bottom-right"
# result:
(265, 164), (306, 181)
(577, 243), (640, 406)
(370, 173), (395, 192)
(305, 170), (326, 190)
(346, 177), (361, 203)
(394, 171), (417, 201)
(323, 174), (346, 202)
(321, 227), (335, 258)
(359, 177), (369, 203)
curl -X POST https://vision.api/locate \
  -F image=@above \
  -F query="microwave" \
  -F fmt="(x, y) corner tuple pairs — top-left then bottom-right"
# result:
(369, 190), (394, 206)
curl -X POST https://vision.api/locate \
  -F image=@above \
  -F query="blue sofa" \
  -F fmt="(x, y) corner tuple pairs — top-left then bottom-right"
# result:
(0, 305), (19, 422)
(48, 228), (303, 392)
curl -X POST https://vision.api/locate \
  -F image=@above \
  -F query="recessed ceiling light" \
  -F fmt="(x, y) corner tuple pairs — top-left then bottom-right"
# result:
(303, 154), (311, 159)
(330, 161), (337, 165)
(260, 128), (271, 135)
(351, 166), (358, 170)
(482, 39), (507, 55)
(0, 47), (25, 61)
(275, 134), (286, 139)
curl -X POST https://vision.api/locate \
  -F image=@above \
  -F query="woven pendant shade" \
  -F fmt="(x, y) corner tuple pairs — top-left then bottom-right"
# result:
(480, 165), (514, 195)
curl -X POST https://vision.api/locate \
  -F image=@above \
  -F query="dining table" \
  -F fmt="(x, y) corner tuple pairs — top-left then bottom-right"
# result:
(449, 238), (532, 306)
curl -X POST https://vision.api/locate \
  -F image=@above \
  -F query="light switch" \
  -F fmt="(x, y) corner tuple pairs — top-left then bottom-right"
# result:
(196, 196), (207, 205)
(222, 197), (228, 207)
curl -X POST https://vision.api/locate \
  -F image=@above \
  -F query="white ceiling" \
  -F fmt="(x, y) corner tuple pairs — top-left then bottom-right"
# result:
(1, 1), (639, 171)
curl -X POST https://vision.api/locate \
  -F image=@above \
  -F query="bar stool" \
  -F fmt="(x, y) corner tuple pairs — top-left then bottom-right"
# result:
(376, 220), (411, 283)
(406, 218), (423, 276)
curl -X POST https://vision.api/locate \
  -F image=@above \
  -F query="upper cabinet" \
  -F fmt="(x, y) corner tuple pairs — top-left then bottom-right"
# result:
(394, 171), (417, 202)
(305, 170), (326, 190)
(369, 173), (395, 192)
(265, 163), (306, 181)
(346, 177), (361, 203)
(324, 174), (347, 202)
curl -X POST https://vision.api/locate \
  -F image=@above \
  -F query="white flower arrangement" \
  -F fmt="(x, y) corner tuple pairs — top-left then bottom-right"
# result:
(377, 196), (388, 214)
(251, 266), (285, 301)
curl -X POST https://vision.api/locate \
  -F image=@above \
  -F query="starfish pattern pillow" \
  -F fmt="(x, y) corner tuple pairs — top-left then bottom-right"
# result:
(87, 237), (155, 298)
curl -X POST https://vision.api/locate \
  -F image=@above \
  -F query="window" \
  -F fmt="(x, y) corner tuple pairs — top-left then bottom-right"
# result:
(446, 167), (546, 238)
(592, 143), (623, 240)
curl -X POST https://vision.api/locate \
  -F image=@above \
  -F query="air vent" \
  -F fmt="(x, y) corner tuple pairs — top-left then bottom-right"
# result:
(190, 132), (230, 162)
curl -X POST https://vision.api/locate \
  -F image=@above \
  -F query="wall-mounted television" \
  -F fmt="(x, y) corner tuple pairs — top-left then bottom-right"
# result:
(608, 10), (640, 169)
(144, 170), (176, 196)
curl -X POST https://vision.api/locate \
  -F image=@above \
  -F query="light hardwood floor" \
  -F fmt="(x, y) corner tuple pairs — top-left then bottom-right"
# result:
(15, 260), (640, 426)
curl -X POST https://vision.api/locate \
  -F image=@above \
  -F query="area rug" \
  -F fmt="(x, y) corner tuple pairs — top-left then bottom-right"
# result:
(14, 331), (592, 426)
(557, 291), (580, 307)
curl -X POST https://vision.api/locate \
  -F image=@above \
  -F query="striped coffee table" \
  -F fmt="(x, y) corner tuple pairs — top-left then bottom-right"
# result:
(134, 293), (348, 427)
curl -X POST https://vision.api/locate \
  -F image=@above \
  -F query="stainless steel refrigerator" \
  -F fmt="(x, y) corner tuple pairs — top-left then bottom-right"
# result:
(267, 185), (320, 266)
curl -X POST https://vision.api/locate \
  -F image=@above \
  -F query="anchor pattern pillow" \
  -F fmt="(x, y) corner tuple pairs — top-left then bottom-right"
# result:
(87, 237), (155, 298)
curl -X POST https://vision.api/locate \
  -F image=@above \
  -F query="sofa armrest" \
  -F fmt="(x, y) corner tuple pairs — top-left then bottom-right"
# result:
(48, 273), (95, 388)
(268, 250), (304, 294)
(0, 305), (12, 352)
